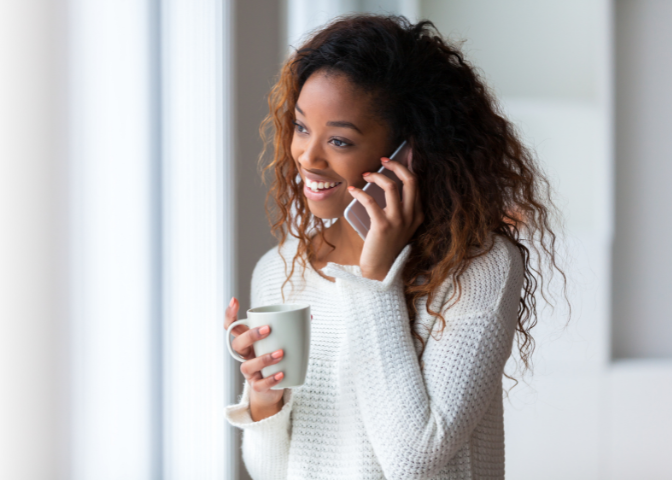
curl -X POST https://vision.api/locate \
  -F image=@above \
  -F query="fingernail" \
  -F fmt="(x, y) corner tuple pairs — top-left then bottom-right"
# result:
(381, 158), (389, 163)
(259, 325), (270, 335)
(228, 297), (235, 308)
(274, 372), (284, 380)
(271, 349), (283, 359)
(362, 172), (370, 176)
(347, 186), (355, 191)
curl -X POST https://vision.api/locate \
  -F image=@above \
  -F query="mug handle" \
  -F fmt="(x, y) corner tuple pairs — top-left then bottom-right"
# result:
(226, 319), (251, 362)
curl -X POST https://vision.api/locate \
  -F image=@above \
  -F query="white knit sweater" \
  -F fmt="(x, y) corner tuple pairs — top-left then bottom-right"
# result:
(225, 231), (524, 479)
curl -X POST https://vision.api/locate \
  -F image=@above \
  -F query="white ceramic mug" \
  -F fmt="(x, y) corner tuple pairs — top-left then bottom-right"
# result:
(226, 304), (311, 390)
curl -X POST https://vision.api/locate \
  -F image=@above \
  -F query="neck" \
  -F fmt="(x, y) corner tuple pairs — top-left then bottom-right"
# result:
(316, 217), (365, 266)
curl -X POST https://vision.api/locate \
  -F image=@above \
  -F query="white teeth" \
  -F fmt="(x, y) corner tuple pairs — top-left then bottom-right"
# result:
(307, 180), (340, 192)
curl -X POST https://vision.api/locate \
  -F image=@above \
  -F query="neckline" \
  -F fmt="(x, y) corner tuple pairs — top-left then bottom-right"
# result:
(300, 233), (362, 287)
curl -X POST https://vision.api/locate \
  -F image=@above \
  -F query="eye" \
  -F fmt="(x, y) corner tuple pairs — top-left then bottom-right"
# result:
(330, 138), (350, 148)
(293, 121), (307, 134)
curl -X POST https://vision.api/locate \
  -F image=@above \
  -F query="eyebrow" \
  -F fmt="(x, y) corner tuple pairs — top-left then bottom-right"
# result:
(295, 103), (363, 135)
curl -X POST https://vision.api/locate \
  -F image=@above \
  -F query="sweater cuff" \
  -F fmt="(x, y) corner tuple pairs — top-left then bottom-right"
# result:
(320, 243), (412, 292)
(224, 379), (294, 431)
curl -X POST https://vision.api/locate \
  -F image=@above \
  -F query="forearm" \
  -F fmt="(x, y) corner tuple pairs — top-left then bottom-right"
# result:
(226, 382), (293, 480)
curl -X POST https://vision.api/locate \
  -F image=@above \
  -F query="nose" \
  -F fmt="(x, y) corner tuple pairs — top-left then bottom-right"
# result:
(298, 137), (327, 170)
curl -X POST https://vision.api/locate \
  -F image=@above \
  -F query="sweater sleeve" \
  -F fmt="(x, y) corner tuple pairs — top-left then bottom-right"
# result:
(224, 382), (294, 480)
(223, 252), (294, 480)
(321, 241), (523, 480)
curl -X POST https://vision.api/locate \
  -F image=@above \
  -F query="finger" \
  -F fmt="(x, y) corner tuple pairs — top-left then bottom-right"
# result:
(241, 368), (263, 383)
(251, 371), (285, 392)
(231, 324), (271, 359)
(347, 185), (387, 228)
(363, 170), (402, 222)
(225, 298), (248, 337)
(240, 348), (284, 380)
(405, 147), (414, 173)
(381, 157), (418, 224)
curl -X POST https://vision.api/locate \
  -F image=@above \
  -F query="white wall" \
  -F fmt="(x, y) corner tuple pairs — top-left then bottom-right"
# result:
(423, 1), (672, 479)
(425, 0), (601, 102)
(422, 1), (613, 477)
(607, 2), (672, 478)
(285, 0), (419, 52)
(0, 1), (69, 479)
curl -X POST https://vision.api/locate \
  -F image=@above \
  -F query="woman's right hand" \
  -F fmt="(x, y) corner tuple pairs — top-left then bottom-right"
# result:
(225, 298), (285, 412)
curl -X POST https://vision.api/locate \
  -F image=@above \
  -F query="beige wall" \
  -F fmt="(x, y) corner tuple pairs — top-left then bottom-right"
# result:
(233, 0), (285, 346)
(233, 1), (284, 478)
(0, 1), (69, 479)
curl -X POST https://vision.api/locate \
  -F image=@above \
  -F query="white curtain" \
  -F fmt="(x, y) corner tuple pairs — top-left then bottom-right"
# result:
(161, 1), (235, 478)
(68, 2), (156, 478)
(68, 1), (234, 478)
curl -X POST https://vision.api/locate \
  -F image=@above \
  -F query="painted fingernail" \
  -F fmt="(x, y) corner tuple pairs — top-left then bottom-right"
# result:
(259, 325), (270, 335)
(362, 172), (370, 176)
(347, 186), (355, 191)
(271, 349), (283, 359)
(228, 297), (235, 308)
(274, 372), (284, 380)
(381, 158), (389, 163)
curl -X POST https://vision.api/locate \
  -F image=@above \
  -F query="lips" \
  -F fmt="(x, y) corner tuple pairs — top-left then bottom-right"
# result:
(303, 181), (341, 201)
(302, 170), (341, 185)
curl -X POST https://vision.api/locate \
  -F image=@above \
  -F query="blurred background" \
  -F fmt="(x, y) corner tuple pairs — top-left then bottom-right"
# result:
(1, 1), (670, 479)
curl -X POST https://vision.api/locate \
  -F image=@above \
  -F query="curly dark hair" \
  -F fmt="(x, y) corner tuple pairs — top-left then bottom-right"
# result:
(258, 14), (569, 383)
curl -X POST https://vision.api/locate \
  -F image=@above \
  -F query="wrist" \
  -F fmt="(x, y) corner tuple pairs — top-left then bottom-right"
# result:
(361, 270), (386, 281)
(250, 396), (284, 422)
(360, 264), (389, 281)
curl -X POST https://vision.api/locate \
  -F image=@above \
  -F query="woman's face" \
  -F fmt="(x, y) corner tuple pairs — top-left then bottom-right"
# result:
(291, 70), (392, 220)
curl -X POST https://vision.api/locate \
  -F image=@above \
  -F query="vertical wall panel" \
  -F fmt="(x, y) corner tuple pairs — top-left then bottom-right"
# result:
(609, 1), (672, 476)
(612, 0), (672, 360)
(0, 1), (68, 479)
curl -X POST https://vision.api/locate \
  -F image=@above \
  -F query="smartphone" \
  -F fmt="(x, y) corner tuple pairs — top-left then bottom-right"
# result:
(344, 140), (412, 240)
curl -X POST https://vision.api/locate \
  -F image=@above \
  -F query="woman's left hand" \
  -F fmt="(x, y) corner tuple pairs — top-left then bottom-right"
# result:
(347, 150), (424, 281)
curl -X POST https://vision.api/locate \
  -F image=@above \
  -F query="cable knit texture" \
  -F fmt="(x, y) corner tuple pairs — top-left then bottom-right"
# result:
(225, 231), (524, 479)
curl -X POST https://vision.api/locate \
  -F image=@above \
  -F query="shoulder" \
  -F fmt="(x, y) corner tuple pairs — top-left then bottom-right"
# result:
(443, 234), (524, 320)
(252, 237), (298, 281)
(250, 236), (301, 305)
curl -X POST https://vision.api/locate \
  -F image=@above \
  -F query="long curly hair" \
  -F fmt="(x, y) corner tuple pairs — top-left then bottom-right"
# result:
(257, 14), (569, 382)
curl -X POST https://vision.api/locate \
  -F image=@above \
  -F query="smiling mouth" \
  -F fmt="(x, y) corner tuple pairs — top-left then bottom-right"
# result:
(305, 180), (342, 192)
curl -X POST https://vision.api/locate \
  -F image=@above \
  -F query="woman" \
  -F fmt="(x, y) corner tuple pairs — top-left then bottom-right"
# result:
(224, 14), (566, 480)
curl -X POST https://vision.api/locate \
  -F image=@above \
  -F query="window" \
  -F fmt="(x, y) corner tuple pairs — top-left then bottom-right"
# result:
(68, 2), (235, 478)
